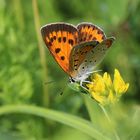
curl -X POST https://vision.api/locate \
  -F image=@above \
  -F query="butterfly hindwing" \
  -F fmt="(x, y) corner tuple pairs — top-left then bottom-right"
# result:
(69, 41), (99, 77)
(77, 22), (106, 43)
(41, 23), (78, 74)
(77, 37), (115, 76)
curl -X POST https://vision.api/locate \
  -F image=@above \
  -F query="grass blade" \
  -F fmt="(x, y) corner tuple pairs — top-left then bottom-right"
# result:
(0, 105), (111, 140)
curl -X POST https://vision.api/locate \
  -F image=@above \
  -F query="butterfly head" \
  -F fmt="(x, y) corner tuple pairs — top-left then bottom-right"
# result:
(69, 77), (76, 83)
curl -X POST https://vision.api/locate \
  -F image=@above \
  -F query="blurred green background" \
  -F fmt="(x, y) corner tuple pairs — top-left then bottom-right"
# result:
(0, 0), (140, 139)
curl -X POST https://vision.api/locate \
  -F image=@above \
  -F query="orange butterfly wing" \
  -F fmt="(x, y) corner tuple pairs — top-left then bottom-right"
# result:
(77, 22), (106, 43)
(41, 23), (78, 75)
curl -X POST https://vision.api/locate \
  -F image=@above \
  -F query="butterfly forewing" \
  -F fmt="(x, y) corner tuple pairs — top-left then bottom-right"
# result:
(77, 23), (106, 43)
(77, 37), (115, 76)
(41, 23), (78, 74)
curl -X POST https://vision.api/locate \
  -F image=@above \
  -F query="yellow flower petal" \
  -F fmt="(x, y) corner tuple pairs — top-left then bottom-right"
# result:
(91, 91), (106, 105)
(86, 83), (94, 89)
(124, 83), (129, 92)
(108, 90), (117, 104)
(92, 74), (105, 93)
(113, 69), (129, 94)
(103, 72), (112, 87)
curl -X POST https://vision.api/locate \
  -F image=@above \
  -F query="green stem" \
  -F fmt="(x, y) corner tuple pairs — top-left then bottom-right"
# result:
(83, 95), (96, 123)
(32, 0), (49, 107)
(0, 105), (111, 140)
(13, 0), (25, 30)
(99, 105), (120, 140)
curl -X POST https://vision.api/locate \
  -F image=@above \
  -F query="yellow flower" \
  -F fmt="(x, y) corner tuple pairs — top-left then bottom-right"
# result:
(103, 72), (112, 88)
(91, 74), (105, 93)
(113, 69), (129, 95)
(86, 69), (129, 105)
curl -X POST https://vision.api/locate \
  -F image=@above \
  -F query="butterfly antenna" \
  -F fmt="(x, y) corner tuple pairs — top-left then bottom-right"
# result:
(44, 80), (66, 95)
(59, 91), (64, 95)
(59, 84), (68, 95)
(44, 81), (56, 85)
(58, 79), (69, 95)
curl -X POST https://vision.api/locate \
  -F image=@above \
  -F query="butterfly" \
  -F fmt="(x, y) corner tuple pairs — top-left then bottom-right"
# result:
(41, 22), (115, 88)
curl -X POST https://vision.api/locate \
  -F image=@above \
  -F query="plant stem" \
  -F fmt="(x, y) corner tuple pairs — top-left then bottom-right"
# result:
(13, 0), (25, 30)
(32, 0), (49, 107)
(99, 105), (120, 140)
(83, 95), (96, 123)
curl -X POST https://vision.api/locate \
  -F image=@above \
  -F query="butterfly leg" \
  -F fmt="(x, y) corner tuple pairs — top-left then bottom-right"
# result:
(80, 80), (89, 92)
(82, 80), (93, 84)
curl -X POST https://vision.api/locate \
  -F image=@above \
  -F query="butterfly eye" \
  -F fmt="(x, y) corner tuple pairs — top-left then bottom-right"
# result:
(69, 77), (76, 83)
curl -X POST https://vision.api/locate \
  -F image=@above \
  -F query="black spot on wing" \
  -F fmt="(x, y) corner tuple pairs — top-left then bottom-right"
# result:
(92, 37), (97, 41)
(48, 42), (52, 46)
(55, 48), (61, 53)
(58, 37), (61, 43)
(61, 56), (65, 60)
(53, 36), (56, 40)
(50, 38), (53, 42)
(63, 37), (66, 43)
(68, 39), (74, 45)
(97, 30), (103, 34)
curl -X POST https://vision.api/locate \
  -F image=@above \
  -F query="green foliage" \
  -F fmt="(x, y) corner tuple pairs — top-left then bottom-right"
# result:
(0, 0), (140, 139)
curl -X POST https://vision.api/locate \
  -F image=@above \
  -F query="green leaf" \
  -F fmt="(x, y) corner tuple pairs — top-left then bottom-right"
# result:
(0, 105), (111, 140)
